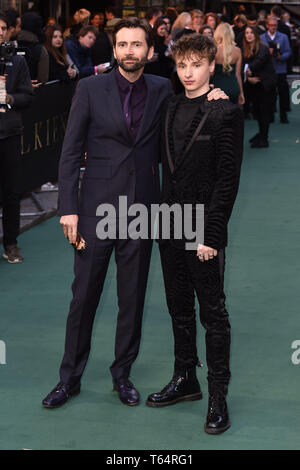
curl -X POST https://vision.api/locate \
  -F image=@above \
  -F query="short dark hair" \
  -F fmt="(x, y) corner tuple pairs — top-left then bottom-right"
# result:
(146, 7), (163, 21)
(247, 13), (258, 22)
(91, 12), (104, 20)
(78, 25), (98, 38)
(112, 17), (153, 49)
(4, 8), (18, 28)
(0, 11), (9, 28)
(271, 6), (282, 17)
(105, 6), (116, 16)
(171, 33), (217, 64)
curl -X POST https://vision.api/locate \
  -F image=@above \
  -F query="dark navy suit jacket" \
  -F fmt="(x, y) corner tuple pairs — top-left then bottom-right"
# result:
(58, 70), (173, 235)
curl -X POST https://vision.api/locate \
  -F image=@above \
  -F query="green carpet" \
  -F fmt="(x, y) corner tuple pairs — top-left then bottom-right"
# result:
(1, 101), (300, 450)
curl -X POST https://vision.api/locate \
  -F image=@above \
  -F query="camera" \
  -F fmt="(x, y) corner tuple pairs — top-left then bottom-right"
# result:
(269, 40), (281, 57)
(0, 42), (17, 62)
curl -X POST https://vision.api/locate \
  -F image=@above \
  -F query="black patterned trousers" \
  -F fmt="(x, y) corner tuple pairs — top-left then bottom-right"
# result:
(159, 242), (231, 395)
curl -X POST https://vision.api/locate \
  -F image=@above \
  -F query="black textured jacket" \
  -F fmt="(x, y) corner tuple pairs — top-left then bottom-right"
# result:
(0, 55), (33, 140)
(159, 94), (244, 250)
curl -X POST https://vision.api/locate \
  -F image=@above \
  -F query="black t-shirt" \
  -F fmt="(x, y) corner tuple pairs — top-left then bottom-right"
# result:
(173, 90), (209, 160)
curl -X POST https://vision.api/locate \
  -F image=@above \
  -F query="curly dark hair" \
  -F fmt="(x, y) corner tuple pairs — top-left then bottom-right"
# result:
(171, 33), (217, 63)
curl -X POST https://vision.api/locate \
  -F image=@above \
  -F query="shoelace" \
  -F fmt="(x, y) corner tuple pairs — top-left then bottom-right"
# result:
(161, 376), (183, 393)
(118, 380), (134, 391)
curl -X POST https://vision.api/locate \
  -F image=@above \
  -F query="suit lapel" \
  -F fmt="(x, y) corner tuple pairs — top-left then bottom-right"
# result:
(135, 74), (159, 144)
(165, 97), (179, 174)
(165, 105), (174, 174)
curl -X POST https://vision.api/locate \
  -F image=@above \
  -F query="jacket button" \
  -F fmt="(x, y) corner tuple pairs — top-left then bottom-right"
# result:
(172, 178), (177, 184)
(129, 169), (135, 175)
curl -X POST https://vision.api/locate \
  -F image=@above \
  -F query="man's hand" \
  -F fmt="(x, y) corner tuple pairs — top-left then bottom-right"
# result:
(197, 244), (218, 262)
(60, 215), (78, 244)
(97, 63), (109, 74)
(207, 85), (229, 101)
(31, 80), (42, 89)
(247, 76), (261, 84)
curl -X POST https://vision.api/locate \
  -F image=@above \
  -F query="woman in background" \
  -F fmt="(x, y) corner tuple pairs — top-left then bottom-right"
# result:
(171, 12), (193, 40)
(144, 18), (173, 78)
(199, 25), (214, 39)
(242, 26), (276, 148)
(204, 12), (220, 31)
(191, 9), (204, 33)
(44, 25), (77, 82)
(211, 22), (244, 105)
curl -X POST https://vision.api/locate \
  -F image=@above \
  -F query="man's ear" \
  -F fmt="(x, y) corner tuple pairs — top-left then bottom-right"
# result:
(147, 46), (154, 61)
(113, 47), (117, 60)
(209, 59), (215, 75)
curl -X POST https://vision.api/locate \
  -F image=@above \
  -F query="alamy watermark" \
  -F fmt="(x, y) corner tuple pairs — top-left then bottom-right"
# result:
(291, 340), (300, 365)
(291, 80), (300, 105)
(95, 196), (204, 250)
(0, 340), (6, 365)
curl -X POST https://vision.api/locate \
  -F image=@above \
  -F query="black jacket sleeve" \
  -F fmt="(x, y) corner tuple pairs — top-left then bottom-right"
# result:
(8, 56), (33, 109)
(58, 78), (90, 216)
(204, 105), (244, 249)
(248, 44), (270, 75)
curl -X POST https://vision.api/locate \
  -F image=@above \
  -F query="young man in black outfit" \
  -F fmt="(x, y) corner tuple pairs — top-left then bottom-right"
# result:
(146, 34), (244, 434)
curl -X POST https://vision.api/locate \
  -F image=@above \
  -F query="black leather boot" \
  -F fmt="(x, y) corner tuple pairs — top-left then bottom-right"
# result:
(204, 392), (230, 434)
(146, 369), (202, 407)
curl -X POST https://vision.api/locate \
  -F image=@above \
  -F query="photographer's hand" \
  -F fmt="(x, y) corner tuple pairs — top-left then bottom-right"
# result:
(0, 75), (7, 105)
(31, 80), (42, 89)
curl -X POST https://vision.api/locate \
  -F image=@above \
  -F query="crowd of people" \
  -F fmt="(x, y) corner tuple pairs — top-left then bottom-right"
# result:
(3, 4), (298, 146)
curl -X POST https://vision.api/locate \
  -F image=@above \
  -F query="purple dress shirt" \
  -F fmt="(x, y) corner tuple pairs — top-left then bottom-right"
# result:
(115, 67), (148, 141)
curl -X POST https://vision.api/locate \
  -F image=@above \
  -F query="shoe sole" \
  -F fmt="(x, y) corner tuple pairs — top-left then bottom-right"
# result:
(204, 422), (231, 435)
(42, 386), (81, 409)
(146, 392), (203, 407)
(2, 253), (23, 263)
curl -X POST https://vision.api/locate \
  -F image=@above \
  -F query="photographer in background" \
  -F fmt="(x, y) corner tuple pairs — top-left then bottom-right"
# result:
(0, 12), (33, 263)
(261, 16), (291, 124)
(4, 8), (21, 42)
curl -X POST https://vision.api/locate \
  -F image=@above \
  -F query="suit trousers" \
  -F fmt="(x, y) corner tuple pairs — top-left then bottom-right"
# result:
(275, 73), (290, 119)
(59, 233), (153, 385)
(0, 135), (21, 248)
(159, 242), (231, 395)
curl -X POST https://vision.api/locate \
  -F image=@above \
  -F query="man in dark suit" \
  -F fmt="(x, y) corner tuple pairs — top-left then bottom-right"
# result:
(42, 17), (173, 408)
(42, 18), (226, 409)
(146, 34), (244, 434)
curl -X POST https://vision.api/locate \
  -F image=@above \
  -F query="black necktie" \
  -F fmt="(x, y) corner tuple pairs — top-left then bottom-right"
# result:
(123, 84), (133, 130)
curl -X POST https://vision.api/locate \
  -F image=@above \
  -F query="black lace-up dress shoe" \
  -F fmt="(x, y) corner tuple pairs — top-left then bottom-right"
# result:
(146, 372), (202, 407)
(113, 378), (140, 406)
(204, 393), (230, 434)
(42, 381), (81, 408)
